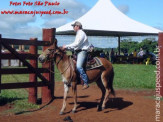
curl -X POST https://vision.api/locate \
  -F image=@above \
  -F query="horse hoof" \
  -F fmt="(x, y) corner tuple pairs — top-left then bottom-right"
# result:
(72, 110), (76, 113)
(59, 112), (64, 115)
(97, 108), (102, 111)
(97, 105), (102, 111)
(102, 107), (105, 111)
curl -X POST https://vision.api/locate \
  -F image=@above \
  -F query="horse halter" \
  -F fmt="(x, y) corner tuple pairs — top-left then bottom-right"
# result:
(46, 46), (74, 86)
(46, 47), (64, 65)
(44, 48), (55, 62)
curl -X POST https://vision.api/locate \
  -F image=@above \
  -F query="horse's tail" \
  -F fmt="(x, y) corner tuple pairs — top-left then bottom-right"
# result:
(108, 67), (115, 97)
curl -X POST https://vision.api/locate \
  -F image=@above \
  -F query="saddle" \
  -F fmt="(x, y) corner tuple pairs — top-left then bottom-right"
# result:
(72, 53), (103, 70)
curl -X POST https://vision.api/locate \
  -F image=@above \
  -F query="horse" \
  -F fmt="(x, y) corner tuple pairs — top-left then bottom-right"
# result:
(38, 40), (115, 114)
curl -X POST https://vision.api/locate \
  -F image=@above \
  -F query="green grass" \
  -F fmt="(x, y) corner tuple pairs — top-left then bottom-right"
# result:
(113, 64), (156, 89)
(53, 64), (156, 89)
(0, 64), (156, 114)
(0, 89), (39, 115)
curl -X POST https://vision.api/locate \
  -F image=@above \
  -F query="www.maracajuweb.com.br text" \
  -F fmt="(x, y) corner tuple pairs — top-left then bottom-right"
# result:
(0, 9), (68, 17)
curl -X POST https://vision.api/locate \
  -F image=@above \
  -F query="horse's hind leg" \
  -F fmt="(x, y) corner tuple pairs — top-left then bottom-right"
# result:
(101, 71), (113, 110)
(96, 79), (105, 111)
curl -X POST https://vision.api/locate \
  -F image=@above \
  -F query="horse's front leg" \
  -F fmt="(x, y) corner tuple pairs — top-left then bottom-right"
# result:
(60, 83), (69, 115)
(71, 82), (77, 113)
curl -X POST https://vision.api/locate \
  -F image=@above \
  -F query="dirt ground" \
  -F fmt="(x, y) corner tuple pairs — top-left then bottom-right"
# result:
(0, 82), (162, 122)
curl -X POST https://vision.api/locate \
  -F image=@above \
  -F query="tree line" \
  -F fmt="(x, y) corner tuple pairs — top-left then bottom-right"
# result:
(94, 38), (158, 54)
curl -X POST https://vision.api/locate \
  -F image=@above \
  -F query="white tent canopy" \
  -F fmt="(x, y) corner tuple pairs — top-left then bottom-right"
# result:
(56, 0), (161, 36)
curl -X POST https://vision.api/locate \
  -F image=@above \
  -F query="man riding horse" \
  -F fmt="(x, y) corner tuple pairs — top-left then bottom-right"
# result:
(38, 22), (115, 114)
(63, 21), (90, 90)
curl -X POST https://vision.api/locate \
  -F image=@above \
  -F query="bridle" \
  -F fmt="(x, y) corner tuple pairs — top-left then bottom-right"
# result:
(45, 47), (63, 64)
(45, 46), (74, 86)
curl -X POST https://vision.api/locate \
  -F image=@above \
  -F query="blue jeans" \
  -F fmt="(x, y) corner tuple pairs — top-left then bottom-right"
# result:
(76, 51), (89, 85)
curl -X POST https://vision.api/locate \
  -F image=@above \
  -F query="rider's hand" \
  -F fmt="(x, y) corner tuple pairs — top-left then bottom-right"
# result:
(63, 45), (66, 49)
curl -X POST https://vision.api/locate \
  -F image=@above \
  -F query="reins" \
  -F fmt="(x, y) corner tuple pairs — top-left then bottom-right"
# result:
(47, 47), (74, 86)
(56, 54), (63, 66)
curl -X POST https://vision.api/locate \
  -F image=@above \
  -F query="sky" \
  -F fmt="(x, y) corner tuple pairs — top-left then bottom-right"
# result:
(0, 0), (163, 40)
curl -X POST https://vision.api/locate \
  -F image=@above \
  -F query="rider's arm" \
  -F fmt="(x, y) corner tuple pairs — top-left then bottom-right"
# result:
(65, 31), (85, 50)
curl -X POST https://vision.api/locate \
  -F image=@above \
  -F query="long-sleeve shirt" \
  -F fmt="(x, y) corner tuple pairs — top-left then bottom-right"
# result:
(65, 29), (90, 51)
(138, 50), (145, 57)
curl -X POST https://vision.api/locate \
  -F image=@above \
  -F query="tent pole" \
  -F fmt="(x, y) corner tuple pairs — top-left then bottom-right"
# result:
(118, 36), (120, 55)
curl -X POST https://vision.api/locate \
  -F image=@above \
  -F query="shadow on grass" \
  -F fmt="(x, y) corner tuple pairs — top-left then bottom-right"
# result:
(15, 97), (55, 115)
(0, 97), (24, 106)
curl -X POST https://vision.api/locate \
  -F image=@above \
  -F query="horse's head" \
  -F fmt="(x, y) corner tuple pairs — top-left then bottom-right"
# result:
(38, 40), (57, 63)
(38, 40), (65, 63)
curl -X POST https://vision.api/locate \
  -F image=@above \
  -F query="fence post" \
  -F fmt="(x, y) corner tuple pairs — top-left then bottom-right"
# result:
(28, 38), (38, 104)
(42, 28), (55, 103)
(0, 34), (1, 93)
(158, 33), (163, 96)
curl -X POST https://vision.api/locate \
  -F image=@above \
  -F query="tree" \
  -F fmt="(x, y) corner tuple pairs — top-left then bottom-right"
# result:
(139, 39), (157, 52)
(120, 39), (139, 54)
(119, 38), (158, 54)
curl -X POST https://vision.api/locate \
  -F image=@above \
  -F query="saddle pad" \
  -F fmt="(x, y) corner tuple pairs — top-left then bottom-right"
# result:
(86, 57), (103, 70)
